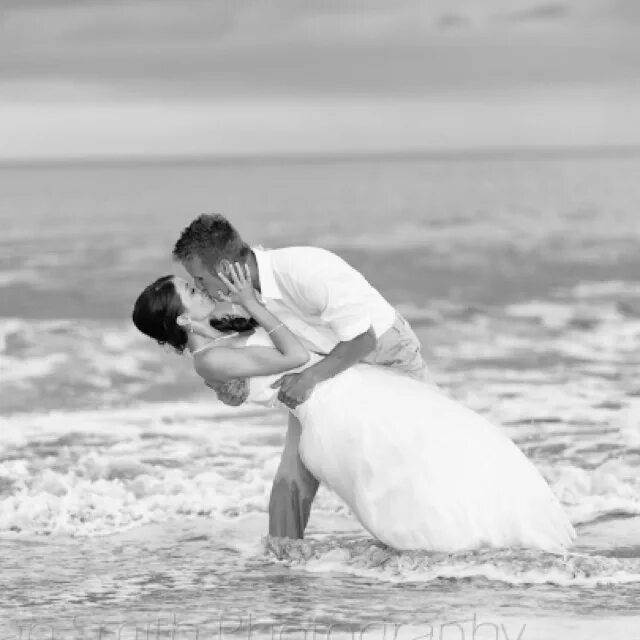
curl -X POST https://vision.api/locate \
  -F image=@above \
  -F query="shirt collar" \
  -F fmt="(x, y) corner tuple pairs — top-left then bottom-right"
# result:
(253, 247), (283, 300)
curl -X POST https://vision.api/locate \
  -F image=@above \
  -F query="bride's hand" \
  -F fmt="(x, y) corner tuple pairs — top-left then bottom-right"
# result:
(217, 262), (259, 310)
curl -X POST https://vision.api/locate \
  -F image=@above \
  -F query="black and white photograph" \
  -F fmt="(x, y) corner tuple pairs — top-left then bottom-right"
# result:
(1, 1), (640, 638)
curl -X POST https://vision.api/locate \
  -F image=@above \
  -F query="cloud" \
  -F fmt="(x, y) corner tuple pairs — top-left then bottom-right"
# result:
(506, 2), (571, 21)
(436, 13), (470, 29)
(1, 0), (637, 102)
(1, 0), (639, 157)
(609, 0), (640, 22)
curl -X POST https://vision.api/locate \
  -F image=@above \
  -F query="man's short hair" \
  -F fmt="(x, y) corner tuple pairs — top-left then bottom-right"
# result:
(172, 214), (250, 271)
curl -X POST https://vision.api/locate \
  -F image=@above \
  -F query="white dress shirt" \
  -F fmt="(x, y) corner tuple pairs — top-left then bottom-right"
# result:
(254, 247), (396, 355)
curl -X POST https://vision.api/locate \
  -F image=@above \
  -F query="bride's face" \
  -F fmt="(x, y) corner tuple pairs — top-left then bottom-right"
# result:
(173, 276), (252, 322)
(172, 276), (216, 320)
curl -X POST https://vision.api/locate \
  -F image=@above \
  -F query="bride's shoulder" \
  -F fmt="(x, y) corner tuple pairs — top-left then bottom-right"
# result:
(192, 345), (236, 376)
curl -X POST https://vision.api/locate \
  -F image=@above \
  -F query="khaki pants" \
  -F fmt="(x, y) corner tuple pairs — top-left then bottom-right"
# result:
(362, 312), (435, 384)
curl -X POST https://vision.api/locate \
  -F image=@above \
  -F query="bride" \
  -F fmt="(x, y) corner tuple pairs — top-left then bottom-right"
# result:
(132, 263), (576, 553)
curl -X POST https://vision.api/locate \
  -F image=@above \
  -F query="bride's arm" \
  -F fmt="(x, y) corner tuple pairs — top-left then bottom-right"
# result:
(194, 263), (309, 383)
(196, 343), (309, 382)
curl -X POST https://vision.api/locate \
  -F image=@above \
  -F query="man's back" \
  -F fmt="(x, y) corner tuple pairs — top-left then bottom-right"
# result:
(255, 246), (396, 353)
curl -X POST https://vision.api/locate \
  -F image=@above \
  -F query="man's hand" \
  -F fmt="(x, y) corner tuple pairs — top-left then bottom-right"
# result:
(271, 371), (316, 409)
(269, 328), (376, 410)
(206, 378), (249, 406)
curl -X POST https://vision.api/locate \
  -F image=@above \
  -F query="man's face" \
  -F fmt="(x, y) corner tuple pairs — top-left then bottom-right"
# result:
(182, 255), (228, 301)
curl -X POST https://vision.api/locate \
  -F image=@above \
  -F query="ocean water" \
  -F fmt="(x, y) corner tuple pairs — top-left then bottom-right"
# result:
(1, 153), (640, 639)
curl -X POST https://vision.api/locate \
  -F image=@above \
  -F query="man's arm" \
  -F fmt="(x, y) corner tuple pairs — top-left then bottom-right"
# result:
(295, 327), (376, 384)
(271, 251), (382, 408)
(272, 327), (376, 408)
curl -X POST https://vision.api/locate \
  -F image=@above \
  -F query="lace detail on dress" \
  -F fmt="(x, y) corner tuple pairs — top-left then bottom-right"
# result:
(208, 378), (250, 406)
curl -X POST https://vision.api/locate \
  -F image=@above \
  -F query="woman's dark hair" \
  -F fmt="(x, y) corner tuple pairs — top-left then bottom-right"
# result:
(132, 275), (257, 353)
(132, 276), (189, 352)
(209, 315), (258, 333)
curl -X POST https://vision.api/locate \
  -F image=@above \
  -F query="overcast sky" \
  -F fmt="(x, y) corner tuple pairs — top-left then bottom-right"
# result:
(1, 0), (639, 159)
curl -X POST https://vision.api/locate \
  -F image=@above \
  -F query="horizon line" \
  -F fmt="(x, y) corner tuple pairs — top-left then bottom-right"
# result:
(2, 144), (640, 168)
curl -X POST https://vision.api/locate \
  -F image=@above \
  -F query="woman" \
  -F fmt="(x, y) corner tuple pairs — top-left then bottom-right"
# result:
(132, 264), (576, 553)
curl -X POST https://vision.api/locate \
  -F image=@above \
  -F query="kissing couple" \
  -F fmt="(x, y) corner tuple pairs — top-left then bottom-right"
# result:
(133, 214), (575, 552)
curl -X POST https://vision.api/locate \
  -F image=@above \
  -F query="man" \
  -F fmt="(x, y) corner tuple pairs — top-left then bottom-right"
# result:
(173, 214), (433, 539)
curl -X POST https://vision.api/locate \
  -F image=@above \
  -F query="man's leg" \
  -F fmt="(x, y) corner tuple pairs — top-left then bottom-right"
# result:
(268, 413), (320, 538)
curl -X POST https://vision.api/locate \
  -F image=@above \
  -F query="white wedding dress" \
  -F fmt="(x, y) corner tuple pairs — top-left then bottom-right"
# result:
(238, 329), (576, 552)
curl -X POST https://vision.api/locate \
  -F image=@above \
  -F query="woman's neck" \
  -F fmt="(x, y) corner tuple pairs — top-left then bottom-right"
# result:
(186, 317), (243, 354)
(186, 316), (225, 353)
(186, 331), (216, 354)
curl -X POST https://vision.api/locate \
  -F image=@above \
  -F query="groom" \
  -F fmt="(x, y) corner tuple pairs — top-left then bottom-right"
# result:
(173, 214), (433, 539)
